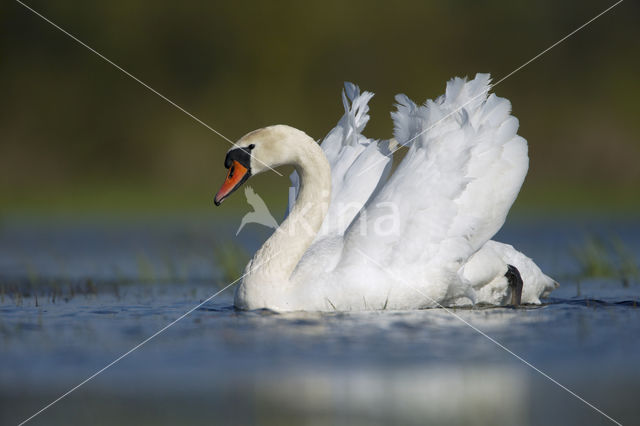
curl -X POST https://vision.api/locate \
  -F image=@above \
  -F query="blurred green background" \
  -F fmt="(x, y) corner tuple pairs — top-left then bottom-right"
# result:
(2, 0), (639, 216)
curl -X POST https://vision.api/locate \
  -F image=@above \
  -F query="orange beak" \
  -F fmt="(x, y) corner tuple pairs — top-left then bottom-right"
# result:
(214, 160), (250, 206)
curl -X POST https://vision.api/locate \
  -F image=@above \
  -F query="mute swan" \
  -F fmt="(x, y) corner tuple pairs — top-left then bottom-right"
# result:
(214, 74), (558, 311)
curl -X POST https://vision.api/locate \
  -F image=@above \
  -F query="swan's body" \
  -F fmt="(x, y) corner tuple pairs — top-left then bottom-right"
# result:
(214, 74), (557, 312)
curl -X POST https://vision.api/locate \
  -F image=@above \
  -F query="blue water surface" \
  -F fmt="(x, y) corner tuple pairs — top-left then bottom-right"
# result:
(0, 214), (639, 425)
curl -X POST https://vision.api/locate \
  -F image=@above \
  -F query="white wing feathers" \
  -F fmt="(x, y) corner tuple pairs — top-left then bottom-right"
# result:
(337, 74), (529, 303)
(289, 82), (393, 238)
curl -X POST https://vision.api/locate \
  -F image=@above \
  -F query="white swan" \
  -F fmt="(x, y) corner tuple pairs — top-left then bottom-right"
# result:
(214, 74), (558, 311)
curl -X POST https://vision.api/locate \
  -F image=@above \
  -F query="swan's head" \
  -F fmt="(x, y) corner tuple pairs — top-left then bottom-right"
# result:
(214, 125), (313, 205)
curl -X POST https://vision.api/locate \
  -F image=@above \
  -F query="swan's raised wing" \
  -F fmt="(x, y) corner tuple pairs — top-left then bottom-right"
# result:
(337, 74), (529, 304)
(288, 82), (393, 238)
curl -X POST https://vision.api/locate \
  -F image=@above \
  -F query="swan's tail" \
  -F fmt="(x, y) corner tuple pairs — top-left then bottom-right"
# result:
(462, 240), (559, 304)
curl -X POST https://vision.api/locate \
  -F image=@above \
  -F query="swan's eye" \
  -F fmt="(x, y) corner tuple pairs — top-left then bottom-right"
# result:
(248, 144), (255, 150)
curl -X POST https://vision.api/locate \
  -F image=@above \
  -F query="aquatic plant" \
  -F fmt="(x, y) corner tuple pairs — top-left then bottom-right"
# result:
(163, 254), (185, 284)
(135, 252), (156, 283)
(213, 241), (249, 289)
(573, 236), (615, 278)
(612, 237), (640, 286)
(572, 235), (640, 284)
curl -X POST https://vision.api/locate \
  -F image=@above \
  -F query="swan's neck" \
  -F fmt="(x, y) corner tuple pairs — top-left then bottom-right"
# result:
(237, 129), (331, 309)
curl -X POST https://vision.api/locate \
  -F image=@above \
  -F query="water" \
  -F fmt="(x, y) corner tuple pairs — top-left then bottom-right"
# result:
(1, 214), (639, 425)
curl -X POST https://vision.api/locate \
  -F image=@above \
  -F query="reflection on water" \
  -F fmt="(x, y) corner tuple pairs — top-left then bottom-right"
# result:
(0, 215), (639, 425)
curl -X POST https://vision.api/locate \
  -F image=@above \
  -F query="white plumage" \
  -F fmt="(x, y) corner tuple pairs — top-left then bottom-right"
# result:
(216, 74), (558, 311)
(288, 83), (394, 239)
